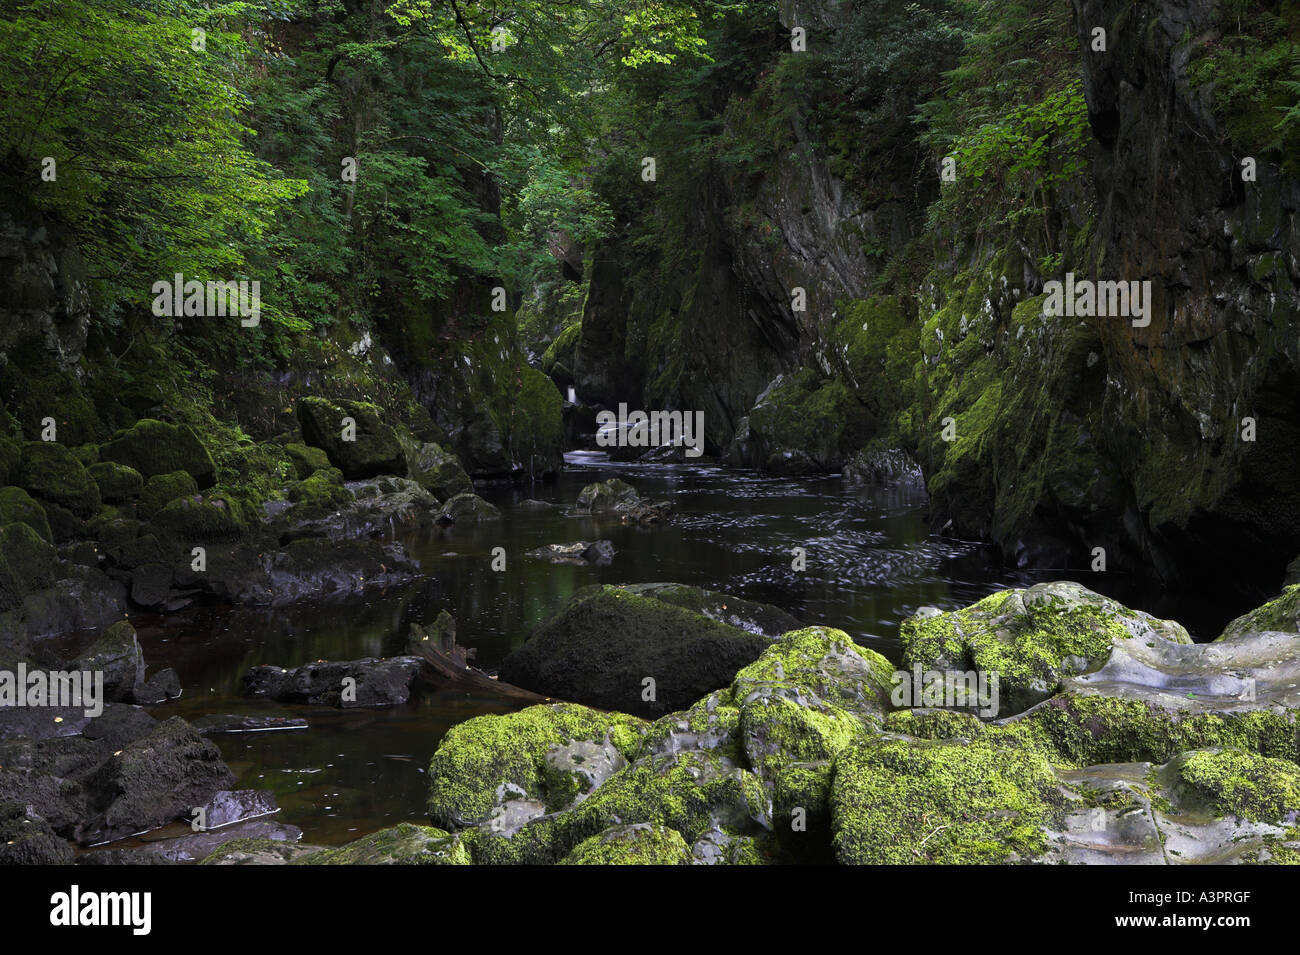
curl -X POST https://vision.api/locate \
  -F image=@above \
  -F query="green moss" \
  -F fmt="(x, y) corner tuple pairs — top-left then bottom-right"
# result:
(88, 461), (144, 503)
(150, 488), (254, 542)
(541, 321), (582, 380)
(140, 470), (199, 516)
(284, 442), (332, 479)
(831, 736), (1067, 864)
(288, 467), (352, 513)
(0, 486), (52, 542)
(100, 418), (216, 486)
(747, 368), (874, 471)
(558, 823), (692, 865)
(1011, 692), (1300, 767)
(1165, 748), (1300, 823)
(426, 702), (648, 828)
(883, 708), (988, 740)
(510, 365), (564, 471)
(293, 824), (470, 865)
(0, 437), (20, 486)
(0, 522), (57, 610)
(199, 838), (311, 865)
(17, 442), (101, 517)
(1219, 584), (1300, 638)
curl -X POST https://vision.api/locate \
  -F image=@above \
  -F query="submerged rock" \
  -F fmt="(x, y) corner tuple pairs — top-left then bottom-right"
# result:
(436, 492), (501, 524)
(527, 540), (615, 565)
(573, 478), (671, 523)
(244, 655), (424, 707)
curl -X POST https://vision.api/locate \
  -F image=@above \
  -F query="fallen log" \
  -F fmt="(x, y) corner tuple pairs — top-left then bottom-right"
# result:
(409, 615), (551, 704)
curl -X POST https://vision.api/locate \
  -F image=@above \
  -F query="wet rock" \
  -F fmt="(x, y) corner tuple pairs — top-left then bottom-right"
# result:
(100, 419), (216, 488)
(405, 441), (473, 499)
(192, 713), (308, 735)
(619, 582), (802, 637)
(200, 836), (321, 865)
(90, 818), (304, 864)
(244, 655), (424, 707)
(72, 619), (144, 702)
(133, 668), (182, 705)
(0, 803), (74, 864)
(296, 397), (406, 479)
(436, 492), (500, 524)
(197, 789), (279, 829)
(573, 478), (672, 523)
(527, 540), (615, 565)
(901, 580), (1192, 717)
(842, 446), (924, 488)
(76, 716), (238, 844)
(500, 584), (778, 716)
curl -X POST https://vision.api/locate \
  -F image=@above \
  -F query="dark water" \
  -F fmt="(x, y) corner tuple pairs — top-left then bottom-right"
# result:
(81, 453), (1248, 846)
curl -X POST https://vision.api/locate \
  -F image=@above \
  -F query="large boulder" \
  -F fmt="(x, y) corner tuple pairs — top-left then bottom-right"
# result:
(296, 397), (405, 479)
(17, 441), (100, 517)
(100, 419), (216, 487)
(901, 580), (1191, 717)
(404, 441), (473, 499)
(0, 485), (52, 541)
(500, 584), (787, 716)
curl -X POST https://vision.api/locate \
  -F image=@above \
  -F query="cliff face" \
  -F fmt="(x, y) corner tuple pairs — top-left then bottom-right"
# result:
(566, 0), (1300, 594)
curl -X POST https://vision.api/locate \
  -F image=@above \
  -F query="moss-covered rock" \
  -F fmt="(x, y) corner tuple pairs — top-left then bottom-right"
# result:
(830, 736), (1067, 864)
(100, 419), (216, 487)
(0, 485), (51, 542)
(88, 461), (143, 503)
(293, 824), (470, 865)
(287, 467), (352, 514)
(200, 837), (319, 865)
(17, 441), (100, 517)
(574, 477), (639, 512)
(733, 368), (873, 473)
(405, 441), (473, 499)
(296, 397), (406, 479)
(151, 490), (253, 542)
(436, 492), (500, 523)
(1161, 748), (1300, 823)
(0, 521), (57, 609)
(558, 823), (691, 865)
(140, 470), (199, 516)
(0, 436), (20, 487)
(427, 702), (648, 829)
(541, 322), (582, 387)
(900, 581), (1191, 716)
(1218, 584), (1300, 638)
(283, 442), (332, 480)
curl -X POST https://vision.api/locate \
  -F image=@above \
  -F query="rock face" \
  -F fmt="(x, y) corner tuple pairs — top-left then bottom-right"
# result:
(499, 584), (793, 716)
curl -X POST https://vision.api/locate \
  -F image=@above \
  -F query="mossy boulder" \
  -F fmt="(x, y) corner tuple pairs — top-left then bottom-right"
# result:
(1160, 748), (1300, 823)
(0, 522), (57, 610)
(140, 470), (199, 516)
(293, 824), (470, 865)
(200, 838), (319, 865)
(284, 442), (332, 479)
(405, 441), (473, 499)
(574, 477), (640, 513)
(1218, 584), (1300, 638)
(100, 419), (216, 487)
(427, 702), (648, 829)
(151, 491), (253, 542)
(830, 737), (1067, 864)
(0, 486), (51, 542)
(17, 441), (100, 517)
(541, 322), (582, 387)
(558, 823), (691, 865)
(88, 462), (143, 503)
(288, 467), (352, 514)
(73, 619), (145, 701)
(436, 492), (500, 524)
(500, 584), (779, 717)
(900, 581), (1191, 717)
(296, 397), (406, 479)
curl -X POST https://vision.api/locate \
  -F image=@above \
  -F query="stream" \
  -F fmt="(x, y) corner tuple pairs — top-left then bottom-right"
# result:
(66, 452), (1250, 848)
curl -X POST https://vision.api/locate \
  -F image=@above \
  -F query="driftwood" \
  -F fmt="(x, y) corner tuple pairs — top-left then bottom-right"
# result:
(409, 614), (550, 704)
